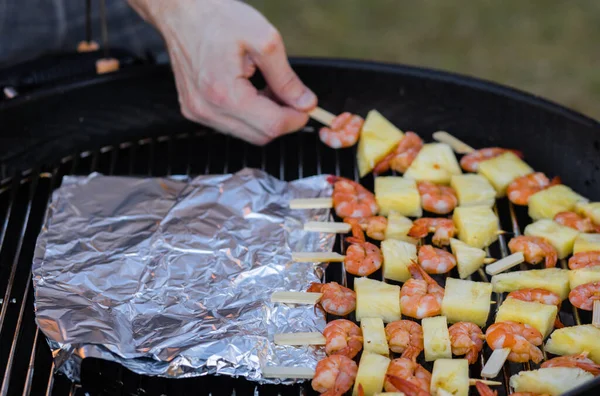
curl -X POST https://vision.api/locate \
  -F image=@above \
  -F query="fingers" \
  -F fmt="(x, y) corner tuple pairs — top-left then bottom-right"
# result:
(249, 29), (317, 111)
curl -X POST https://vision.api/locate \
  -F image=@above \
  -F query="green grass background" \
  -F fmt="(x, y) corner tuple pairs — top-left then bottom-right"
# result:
(249, 0), (600, 120)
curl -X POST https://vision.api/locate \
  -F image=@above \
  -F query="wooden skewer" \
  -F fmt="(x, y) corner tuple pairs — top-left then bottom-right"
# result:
(290, 198), (333, 210)
(304, 221), (351, 234)
(309, 107), (337, 126)
(292, 252), (345, 262)
(274, 332), (326, 346)
(469, 379), (502, 386)
(485, 252), (525, 275)
(481, 348), (511, 378)
(271, 291), (322, 305)
(593, 300), (600, 328)
(483, 258), (497, 264)
(432, 131), (475, 154)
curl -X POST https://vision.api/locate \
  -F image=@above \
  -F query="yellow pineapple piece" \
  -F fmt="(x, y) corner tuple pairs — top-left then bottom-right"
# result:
(452, 206), (499, 249)
(430, 359), (469, 396)
(491, 268), (570, 300)
(385, 212), (417, 243)
(575, 201), (600, 225)
(357, 110), (404, 177)
(381, 239), (416, 283)
(523, 219), (579, 259)
(403, 143), (462, 185)
(353, 352), (391, 396)
(375, 177), (422, 217)
(495, 297), (557, 337)
(361, 318), (389, 356)
(450, 238), (486, 279)
(528, 185), (588, 221)
(569, 265), (600, 289)
(478, 152), (533, 196)
(545, 325), (600, 363)
(422, 316), (452, 361)
(510, 367), (594, 396)
(450, 174), (496, 208)
(573, 233), (600, 253)
(355, 277), (401, 323)
(441, 278), (492, 327)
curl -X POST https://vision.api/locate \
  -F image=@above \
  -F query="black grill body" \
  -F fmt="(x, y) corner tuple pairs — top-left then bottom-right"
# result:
(0, 59), (599, 396)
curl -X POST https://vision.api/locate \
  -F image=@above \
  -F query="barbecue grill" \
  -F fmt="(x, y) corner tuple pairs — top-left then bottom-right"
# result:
(1, 57), (600, 396)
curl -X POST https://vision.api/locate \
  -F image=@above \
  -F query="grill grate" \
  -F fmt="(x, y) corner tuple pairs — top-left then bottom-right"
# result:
(0, 127), (593, 396)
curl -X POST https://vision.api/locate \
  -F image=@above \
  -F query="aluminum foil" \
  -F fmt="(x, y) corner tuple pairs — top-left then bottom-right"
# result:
(32, 168), (333, 383)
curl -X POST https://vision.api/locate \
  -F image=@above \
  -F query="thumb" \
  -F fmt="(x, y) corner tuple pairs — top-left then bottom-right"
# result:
(250, 30), (317, 111)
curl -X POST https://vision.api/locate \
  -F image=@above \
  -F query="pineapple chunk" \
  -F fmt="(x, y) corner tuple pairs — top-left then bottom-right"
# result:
(430, 359), (469, 396)
(450, 174), (496, 208)
(361, 318), (389, 356)
(403, 143), (462, 185)
(528, 185), (588, 221)
(422, 316), (452, 361)
(478, 152), (533, 196)
(381, 239), (417, 283)
(491, 268), (570, 300)
(573, 233), (600, 253)
(357, 110), (404, 177)
(385, 212), (417, 243)
(355, 278), (401, 323)
(375, 177), (422, 217)
(524, 219), (579, 259)
(441, 278), (492, 327)
(576, 201), (600, 225)
(452, 206), (499, 249)
(569, 265), (600, 289)
(545, 325), (600, 363)
(495, 297), (557, 337)
(353, 353), (391, 396)
(450, 238), (486, 279)
(510, 367), (594, 396)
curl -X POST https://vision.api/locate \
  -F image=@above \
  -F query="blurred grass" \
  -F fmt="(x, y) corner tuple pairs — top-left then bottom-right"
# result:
(249, 0), (600, 120)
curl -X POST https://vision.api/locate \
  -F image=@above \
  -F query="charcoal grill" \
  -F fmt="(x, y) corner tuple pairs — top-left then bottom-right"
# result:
(1, 58), (600, 396)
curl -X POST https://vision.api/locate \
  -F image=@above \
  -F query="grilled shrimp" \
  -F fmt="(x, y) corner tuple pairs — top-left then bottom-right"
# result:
(329, 176), (378, 219)
(311, 355), (358, 396)
(386, 375), (431, 396)
(308, 282), (356, 316)
(344, 216), (387, 241)
(485, 321), (544, 363)
(506, 172), (560, 206)
(507, 288), (564, 328)
(408, 218), (456, 246)
(400, 262), (444, 319)
(319, 112), (364, 149)
(384, 358), (431, 393)
(385, 320), (424, 360)
(508, 235), (558, 268)
(568, 251), (600, 269)
(323, 319), (363, 359)
(418, 244), (457, 274)
(344, 219), (383, 276)
(555, 211), (600, 233)
(460, 147), (523, 173)
(540, 352), (600, 375)
(373, 131), (424, 174)
(448, 321), (485, 364)
(569, 281), (600, 311)
(475, 381), (548, 396)
(417, 181), (458, 215)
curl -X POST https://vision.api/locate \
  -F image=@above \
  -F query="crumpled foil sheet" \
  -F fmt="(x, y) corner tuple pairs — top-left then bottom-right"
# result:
(32, 168), (333, 383)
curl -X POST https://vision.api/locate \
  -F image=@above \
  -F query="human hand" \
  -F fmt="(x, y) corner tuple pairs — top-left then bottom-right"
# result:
(128, 0), (317, 145)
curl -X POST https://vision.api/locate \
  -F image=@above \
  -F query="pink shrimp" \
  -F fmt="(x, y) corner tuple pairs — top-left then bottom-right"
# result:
(384, 358), (431, 393)
(386, 375), (431, 396)
(373, 131), (424, 174)
(508, 235), (558, 268)
(541, 352), (600, 376)
(554, 211), (600, 233)
(385, 320), (424, 360)
(485, 321), (544, 363)
(319, 112), (364, 149)
(507, 288), (564, 328)
(448, 321), (485, 364)
(344, 219), (383, 276)
(507, 172), (561, 206)
(344, 216), (387, 241)
(307, 282), (356, 316)
(568, 251), (600, 269)
(417, 181), (458, 215)
(311, 355), (358, 396)
(568, 281), (600, 311)
(408, 218), (456, 247)
(475, 381), (547, 396)
(329, 176), (378, 219)
(418, 245), (457, 274)
(460, 147), (524, 173)
(400, 262), (444, 319)
(323, 319), (363, 359)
